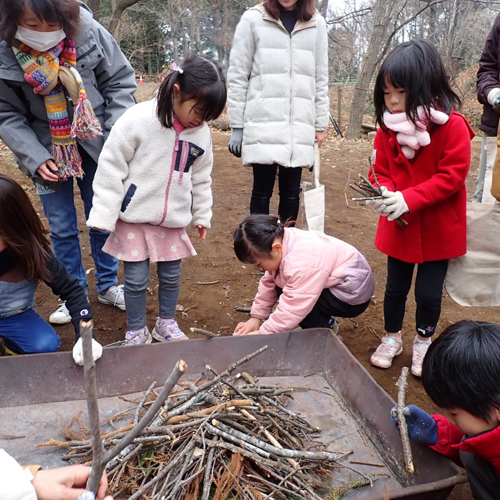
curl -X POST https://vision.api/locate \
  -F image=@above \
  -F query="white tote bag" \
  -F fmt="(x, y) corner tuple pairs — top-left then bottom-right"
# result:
(445, 202), (500, 307)
(301, 143), (325, 233)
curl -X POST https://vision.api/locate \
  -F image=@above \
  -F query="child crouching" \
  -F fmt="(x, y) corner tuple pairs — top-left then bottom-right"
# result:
(232, 215), (375, 336)
(393, 320), (500, 500)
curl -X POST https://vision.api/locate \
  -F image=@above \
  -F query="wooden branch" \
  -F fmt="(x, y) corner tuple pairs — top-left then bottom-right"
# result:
(81, 320), (105, 493)
(396, 367), (415, 474)
(190, 327), (221, 338)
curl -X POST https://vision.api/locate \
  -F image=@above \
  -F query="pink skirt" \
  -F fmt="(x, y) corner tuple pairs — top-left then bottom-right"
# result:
(103, 220), (196, 262)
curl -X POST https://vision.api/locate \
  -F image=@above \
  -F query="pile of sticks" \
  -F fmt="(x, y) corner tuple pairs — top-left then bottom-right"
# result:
(350, 170), (408, 229)
(40, 341), (372, 500)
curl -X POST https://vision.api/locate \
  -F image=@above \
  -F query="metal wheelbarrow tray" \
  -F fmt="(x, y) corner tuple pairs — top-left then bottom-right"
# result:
(0, 329), (465, 499)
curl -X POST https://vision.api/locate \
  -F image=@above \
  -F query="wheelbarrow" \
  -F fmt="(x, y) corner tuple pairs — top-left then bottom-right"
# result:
(0, 329), (466, 499)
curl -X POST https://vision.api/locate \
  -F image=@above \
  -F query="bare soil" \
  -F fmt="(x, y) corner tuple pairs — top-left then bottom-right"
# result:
(0, 124), (492, 499)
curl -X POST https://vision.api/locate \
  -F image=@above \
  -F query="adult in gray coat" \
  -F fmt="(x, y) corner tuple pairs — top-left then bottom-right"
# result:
(227, 0), (329, 225)
(0, 0), (136, 324)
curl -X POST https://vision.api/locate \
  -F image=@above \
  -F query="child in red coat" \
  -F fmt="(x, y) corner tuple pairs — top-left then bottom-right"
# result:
(367, 40), (475, 377)
(392, 321), (500, 500)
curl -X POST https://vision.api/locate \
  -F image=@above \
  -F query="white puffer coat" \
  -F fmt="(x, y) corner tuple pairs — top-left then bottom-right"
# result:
(227, 4), (329, 168)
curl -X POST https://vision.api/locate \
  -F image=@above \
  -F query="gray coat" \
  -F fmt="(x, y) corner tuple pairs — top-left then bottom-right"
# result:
(227, 5), (329, 168)
(0, 4), (136, 179)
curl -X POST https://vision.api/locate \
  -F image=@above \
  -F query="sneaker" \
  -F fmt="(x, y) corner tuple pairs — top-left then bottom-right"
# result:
(370, 334), (403, 369)
(49, 302), (71, 325)
(124, 326), (152, 346)
(98, 285), (126, 311)
(328, 317), (340, 334)
(411, 337), (431, 377)
(152, 318), (189, 342)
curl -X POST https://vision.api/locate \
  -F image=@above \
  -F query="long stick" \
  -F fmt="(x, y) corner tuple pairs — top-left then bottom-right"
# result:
(396, 367), (415, 474)
(81, 320), (105, 493)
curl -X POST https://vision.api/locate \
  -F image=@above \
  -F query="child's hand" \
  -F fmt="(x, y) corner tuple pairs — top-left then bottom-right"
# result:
(32, 465), (113, 500)
(197, 226), (207, 241)
(390, 404), (438, 445)
(233, 318), (261, 336)
(382, 190), (409, 221)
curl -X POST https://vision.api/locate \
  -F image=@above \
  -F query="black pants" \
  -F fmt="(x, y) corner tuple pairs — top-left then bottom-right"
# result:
(460, 450), (500, 500)
(250, 164), (302, 225)
(277, 287), (370, 329)
(384, 257), (449, 337)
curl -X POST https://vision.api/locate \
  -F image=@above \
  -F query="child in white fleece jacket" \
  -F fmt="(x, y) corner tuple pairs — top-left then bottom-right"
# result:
(88, 55), (227, 345)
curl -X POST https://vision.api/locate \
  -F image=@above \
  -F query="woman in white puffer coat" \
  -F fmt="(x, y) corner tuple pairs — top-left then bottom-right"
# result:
(227, 0), (329, 226)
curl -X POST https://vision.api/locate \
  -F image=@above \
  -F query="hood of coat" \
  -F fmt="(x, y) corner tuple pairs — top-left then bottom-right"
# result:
(251, 3), (317, 33)
(0, 5), (96, 82)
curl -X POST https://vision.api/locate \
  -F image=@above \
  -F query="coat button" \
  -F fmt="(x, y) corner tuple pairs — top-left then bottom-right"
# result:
(389, 138), (395, 147)
(395, 155), (402, 164)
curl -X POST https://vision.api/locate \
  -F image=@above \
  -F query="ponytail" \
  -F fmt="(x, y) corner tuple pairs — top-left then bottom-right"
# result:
(233, 214), (286, 264)
(157, 54), (227, 128)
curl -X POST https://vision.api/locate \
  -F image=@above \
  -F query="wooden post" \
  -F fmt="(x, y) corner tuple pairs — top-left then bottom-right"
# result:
(337, 85), (342, 129)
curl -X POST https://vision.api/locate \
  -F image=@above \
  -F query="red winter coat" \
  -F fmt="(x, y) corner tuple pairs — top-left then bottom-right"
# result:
(369, 111), (475, 264)
(429, 414), (500, 477)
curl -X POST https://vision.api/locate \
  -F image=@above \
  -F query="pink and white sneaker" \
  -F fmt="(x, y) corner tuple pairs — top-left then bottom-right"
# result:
(370, 334), (403, 369)
(411, 336), (431, 377)
(124, 326), (152, 346)
(152, 318), (189, 342)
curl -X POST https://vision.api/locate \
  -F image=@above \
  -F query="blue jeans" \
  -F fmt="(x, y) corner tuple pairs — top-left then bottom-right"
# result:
(0, 309), (61, 354)
(123, 259), (181, 330)
(37, 147), (118, 295)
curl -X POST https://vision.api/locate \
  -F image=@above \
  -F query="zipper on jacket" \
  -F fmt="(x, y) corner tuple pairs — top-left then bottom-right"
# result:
(160, 130), (180, 225)
(78, 44), (97, 61)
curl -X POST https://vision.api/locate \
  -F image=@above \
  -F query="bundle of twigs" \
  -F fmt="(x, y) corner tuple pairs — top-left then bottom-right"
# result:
(39, 345), (373, 499)
(350, 161), (408, 229)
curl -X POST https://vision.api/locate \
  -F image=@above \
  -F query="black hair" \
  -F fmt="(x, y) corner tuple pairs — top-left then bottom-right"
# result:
(0, 0), (80, 46)
(233, 214), (285, 264)
(374, 39), (461, 127)
(157, 54), (227, 128)
(422, 320), (500, 420)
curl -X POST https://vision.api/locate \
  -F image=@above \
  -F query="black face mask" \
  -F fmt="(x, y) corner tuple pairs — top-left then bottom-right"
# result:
(0, 247), (16, 277)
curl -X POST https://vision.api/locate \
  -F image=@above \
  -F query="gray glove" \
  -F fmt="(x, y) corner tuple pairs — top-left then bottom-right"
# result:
(228, 128), (243, 158)
(487, 88), (500, 113)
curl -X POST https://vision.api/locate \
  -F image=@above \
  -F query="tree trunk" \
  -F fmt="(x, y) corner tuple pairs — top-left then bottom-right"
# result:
(108, 0), (142, 36)
(86, 0), (101, 21)
(346, 0), (392, 139)
(318, 0), (329, 18)
(168, 0), (179, 61)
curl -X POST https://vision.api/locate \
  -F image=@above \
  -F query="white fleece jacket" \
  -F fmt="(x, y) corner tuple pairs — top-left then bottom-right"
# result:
(227, 5), (329, 168)
(0, 450), (37, 500)
(87, 99), (213, 232)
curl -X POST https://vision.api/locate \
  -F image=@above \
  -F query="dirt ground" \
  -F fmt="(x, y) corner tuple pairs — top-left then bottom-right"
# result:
(0, 123), (494, 499)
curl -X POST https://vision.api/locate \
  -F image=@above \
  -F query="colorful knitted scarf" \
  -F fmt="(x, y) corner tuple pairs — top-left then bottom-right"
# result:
(13, 39), (102, 180)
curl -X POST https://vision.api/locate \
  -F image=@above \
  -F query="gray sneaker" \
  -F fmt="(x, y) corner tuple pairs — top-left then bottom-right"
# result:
(98, 285), (126, 311)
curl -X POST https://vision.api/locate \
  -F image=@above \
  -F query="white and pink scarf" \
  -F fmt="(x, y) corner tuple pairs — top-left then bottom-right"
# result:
(383, 106), (449, 159)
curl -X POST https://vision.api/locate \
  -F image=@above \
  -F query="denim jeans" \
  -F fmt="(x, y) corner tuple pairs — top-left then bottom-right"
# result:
(123, 259), (181, 330)
(0, 308), (61, 354)
(37, 147), (118, 295)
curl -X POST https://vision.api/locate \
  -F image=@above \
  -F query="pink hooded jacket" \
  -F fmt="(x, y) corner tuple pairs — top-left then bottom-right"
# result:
(251, 228), (374, 335)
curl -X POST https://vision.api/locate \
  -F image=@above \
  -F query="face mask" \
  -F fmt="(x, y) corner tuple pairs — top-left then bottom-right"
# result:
(15, 26), (66, 52)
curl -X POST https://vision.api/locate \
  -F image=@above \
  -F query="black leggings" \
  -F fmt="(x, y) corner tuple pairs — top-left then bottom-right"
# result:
(277, 287), (370, 329)
(384, 257), (449, 337)
(250, 164), (302, 225)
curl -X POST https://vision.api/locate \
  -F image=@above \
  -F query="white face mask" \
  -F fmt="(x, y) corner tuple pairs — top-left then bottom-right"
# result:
(15, 26), (66, 52)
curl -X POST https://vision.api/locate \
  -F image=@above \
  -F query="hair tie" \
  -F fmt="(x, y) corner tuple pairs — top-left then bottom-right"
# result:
(172, 62), (184, 74)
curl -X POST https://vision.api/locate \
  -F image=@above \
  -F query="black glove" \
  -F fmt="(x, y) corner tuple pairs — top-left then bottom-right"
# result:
(228, 128), (243, 158)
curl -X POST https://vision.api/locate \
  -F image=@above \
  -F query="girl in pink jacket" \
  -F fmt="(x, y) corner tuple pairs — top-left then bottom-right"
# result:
(233, 215), (375, 336)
